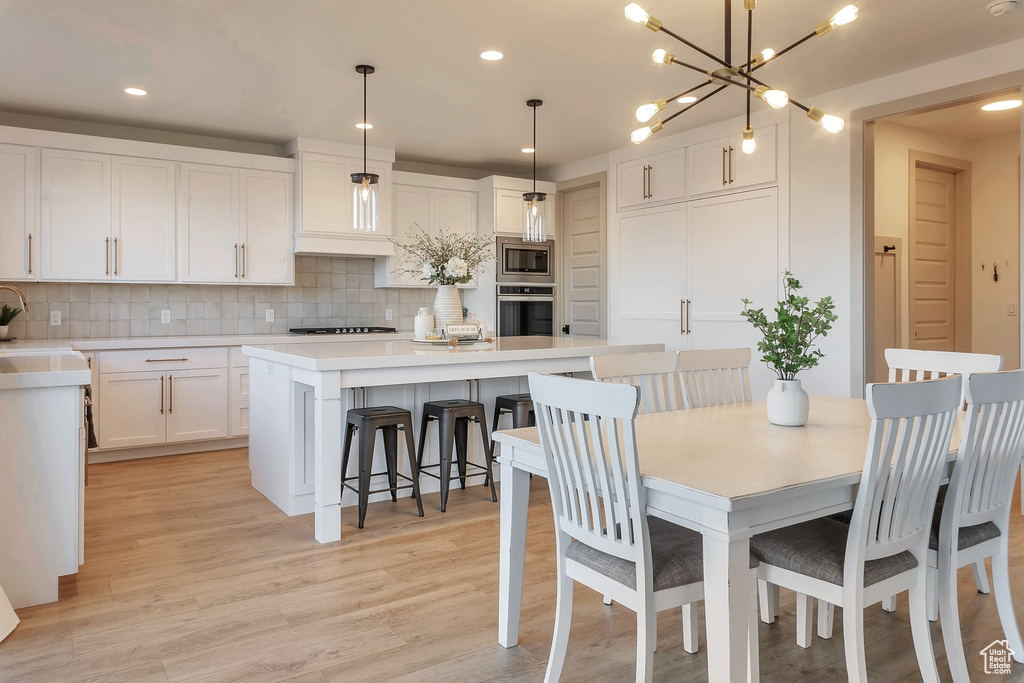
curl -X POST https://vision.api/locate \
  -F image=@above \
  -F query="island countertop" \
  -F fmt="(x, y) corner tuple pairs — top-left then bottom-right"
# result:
(0, 352), (91, 390)
(241, 336), (663, 372)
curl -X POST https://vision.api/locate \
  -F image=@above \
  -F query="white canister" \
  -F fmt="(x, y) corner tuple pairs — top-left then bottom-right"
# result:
(766, 379), (810, 427)
(414, 307), (434, 340)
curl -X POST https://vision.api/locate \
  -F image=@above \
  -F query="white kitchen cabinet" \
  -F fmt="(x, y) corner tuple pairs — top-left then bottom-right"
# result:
(729, 127), (776, 189)
(687, 126), (776, 197)
(165, 368), (229, 443)
(111, 156), (176, 282)
(239, 169), (294, 284)
(0, 144), (37, 280)
(98, 371), (167, 449)
(229, 364), (250, 437)
(179, 163), (239, 283)
(40, 149), (111, 280)
(615, 149), (686, 211)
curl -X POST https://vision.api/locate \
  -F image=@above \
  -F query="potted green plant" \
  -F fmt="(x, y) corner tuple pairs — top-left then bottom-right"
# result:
(741, 272), (838, 426)
(0, 304), (22, 339)
(391, 226), (494, 329)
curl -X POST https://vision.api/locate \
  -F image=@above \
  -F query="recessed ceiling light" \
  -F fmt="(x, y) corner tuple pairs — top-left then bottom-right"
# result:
(356, 122), (373, 129)
(123, 87), (149, 96)
(677, 95), (698, 104)
(480, 50), (504, 61)
(981, 99), (1022, 111)
(521, 147), (535, 153)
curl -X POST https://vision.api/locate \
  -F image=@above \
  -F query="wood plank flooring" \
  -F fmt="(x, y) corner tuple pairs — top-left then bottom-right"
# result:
(3, 448), (1024, 681)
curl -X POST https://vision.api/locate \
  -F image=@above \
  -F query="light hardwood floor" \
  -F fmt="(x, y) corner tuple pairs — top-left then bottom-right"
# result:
(2, 448), (1024, 681)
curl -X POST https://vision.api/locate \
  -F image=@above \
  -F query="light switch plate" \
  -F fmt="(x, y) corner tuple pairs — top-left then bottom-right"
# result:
(265, 309), (275, 322)
(160, 309), (171, 324)
(1009, 302), (1018, 317)
(49, 310), (61, 326)
(385, 308), (393, 321)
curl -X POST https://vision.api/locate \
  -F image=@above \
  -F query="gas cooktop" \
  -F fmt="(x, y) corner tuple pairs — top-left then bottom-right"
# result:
(289, 326), (397, 335)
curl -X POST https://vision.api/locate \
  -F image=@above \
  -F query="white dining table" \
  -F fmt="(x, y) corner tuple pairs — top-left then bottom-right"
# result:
(492, 395), (961, 683)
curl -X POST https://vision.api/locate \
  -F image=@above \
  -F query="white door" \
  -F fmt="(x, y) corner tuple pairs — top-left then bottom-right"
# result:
(561, 183), (603, 337)
(647, 149), (686, 204)
(111, 156), (176, 282)
(616, 158), (649, 211)
(495, 189), (525, 236)
(98, 371), (166, 449)
(165, 368), (229, 443)
(687, 188), (780, 399)
(617, 205), (687, 350)
(0, 144), (37, 280)
(239, 169), (293, 284)
(728, 126), (776, 189)
(179, 163), (239, 283)
(40, 149), (111, 280)
(388, 185), (433, 286)
(910, 166), (957, 351)
(436, 188), (478, 284)
(686, 137), (730, 197)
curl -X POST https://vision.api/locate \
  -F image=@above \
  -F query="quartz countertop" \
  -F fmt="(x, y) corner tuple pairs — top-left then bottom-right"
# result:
(0, 331), (412, 354)
(241, 336), (664, 372)
(0, 352), (91, 390)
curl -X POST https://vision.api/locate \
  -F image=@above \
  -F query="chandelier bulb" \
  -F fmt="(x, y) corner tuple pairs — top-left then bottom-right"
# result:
(760, 48), (775, 62)
(741, 127), (757, 155)
(630, 120), (663, 145)
(652, 49), (674, 65)
(830, 4), (859, 27)
(624, 3), (662, 30)
(635, 98), (666, 123)
(820, 114), (846, 134)
(754, 86), (789, 110)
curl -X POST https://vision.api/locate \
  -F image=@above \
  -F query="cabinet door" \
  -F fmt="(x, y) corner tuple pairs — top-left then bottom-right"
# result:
(165, 368), (229, 443)
(0, 144), (37, 280)
(40, 149), (111, 280)
(98, 371), (166, 449)
(179, 163), (239, 283)
(686, 137), (730, 197)
(647, 149), (686, 204)
(495, 189), (525, 236)
(387, 184), (433, 286)
(729, 126), (777, 190)
(239, 169), (293, 284)
(112, 157), (176, 282)
(616, 158), (648, 211)
(229, 366), (249, 437)
(687, 188), (780, 399)
(616, 205), (687, 350)
(436, 188), (479, 284)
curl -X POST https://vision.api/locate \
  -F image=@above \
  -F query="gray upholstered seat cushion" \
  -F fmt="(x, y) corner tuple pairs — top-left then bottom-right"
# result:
(928, 521), (1000, 551)
(750, 517), (918, 586)
(565, 516), (757, 591)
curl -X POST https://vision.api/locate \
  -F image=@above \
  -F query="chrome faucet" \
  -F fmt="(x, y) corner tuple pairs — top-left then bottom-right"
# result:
(0, 285), (29, 313)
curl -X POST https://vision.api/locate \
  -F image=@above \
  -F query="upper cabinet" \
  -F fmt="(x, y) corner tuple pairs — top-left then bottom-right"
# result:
(239, 169), (293, 284)
(616, 149), (686, 211)
(112, 156), (176, 282)
(41, 150), (112, 281)
(0, 144), (37, 281)
(479, 175), (557, 239)
(687, 126), (776, 197)
(288, 138), (395, 257)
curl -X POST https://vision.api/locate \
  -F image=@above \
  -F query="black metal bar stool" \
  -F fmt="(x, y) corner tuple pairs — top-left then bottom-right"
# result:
(415, 399), (497, 512)
(342, 406), (424, 528)
(486, 393), (535, 485)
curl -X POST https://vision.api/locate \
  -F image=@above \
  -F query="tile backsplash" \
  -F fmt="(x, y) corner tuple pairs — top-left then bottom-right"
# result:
(0, 256), (439, 339)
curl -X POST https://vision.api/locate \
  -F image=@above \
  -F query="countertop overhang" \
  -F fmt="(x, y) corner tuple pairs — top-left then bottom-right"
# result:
(0, 353), (91, 390)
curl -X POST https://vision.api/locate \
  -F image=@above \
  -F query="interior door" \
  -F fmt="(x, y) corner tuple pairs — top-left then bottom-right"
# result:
(0, 144), (37, 280)
(165, 368), (229, 443)
(98, 371), (166, 448)
(910, 166), (957, 351)
(179, 163), (239, 283)
(239, 169), (293, 284)
(617, 205), (686, 349)
(561, 183), (603, 337)
(112, 156), (176, 282)
(687, 188), (780, 400)
(40, 149), (111, 280)
(873, 236), (901, 383)
(616, 158), (648, 210)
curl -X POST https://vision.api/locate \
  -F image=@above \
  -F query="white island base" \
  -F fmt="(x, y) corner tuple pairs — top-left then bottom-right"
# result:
(243, 336), (661, 542)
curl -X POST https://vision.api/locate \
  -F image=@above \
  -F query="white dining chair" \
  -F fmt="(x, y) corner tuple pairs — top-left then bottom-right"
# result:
(0, 582), (17, 642)
(751, 375), (962, 682)
(528, 371), (759, 682)
(676, 347), (752, 409)
(590, 351), (681, 414)
(933, 369), (1024, 682)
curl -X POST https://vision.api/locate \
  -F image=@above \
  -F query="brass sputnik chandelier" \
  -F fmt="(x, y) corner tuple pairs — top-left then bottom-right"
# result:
(625, 1), (858, 151)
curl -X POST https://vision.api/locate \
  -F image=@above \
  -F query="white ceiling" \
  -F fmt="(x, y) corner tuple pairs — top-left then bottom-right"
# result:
(0, 0), (1022, 174)
(889, 92), (1022, 140)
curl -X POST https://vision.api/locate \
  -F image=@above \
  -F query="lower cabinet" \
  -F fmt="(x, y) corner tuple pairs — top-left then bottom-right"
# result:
(229, 364), (250, 437)
(98, 371), (167, 449)
(165, 368), (229, 443)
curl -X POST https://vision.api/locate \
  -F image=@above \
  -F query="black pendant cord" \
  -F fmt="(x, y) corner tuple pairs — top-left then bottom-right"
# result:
(746, 8), (752, 128)
(532, 105), (537, 194)
(362, 69), (367, 175)
(724, 0), (731, 65)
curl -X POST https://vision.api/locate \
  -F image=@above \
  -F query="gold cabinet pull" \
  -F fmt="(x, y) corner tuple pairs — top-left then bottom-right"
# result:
(241, 243), (246, 279)
(105, 237), (111, 275)
(722, 148), (727, 185)
(113, 237), (118, 276)
(145, 357), (188, 363)
(728, 146), (734, 184)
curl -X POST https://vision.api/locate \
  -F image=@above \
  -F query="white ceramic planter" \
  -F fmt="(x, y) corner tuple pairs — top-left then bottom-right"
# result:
(766, 379), (809, 427)
(414, 307), (435, 339)
(432, 285), (463, 330)
(0, 325), (8, 339)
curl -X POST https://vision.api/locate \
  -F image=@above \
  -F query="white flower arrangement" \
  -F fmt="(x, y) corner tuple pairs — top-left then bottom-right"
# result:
(392, 225), (494, 286)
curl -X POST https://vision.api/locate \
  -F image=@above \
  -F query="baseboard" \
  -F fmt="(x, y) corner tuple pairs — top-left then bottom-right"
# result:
(87, 437), (249, 463)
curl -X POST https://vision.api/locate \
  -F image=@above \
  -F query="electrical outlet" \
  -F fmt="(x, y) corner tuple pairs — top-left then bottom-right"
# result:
(160, 309), (171, 324)
(49, 310), (61, 326)
(265, 309), (275, 322)
(385, 308), (393, 321)
(1009, 302), (1018, 317)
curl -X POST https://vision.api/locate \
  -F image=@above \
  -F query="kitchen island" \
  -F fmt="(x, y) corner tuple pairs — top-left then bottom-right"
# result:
(242, 336), (662, 542)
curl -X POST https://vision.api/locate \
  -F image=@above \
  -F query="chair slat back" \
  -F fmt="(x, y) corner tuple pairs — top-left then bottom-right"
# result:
(529, 372), (648, 568)
(677, 348), (752, 409)
(949, 370), (1024, 526)
(885, 348), (1003, 383)
(590, 351), (680, 414)
(848, 376), (962, 564)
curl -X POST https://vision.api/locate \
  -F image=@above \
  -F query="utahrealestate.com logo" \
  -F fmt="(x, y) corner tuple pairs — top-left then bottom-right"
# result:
(980, 640), (1015, 675)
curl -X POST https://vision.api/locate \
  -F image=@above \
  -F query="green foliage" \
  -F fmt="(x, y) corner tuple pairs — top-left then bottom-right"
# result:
(0, 304), (21, 326)
(391, 225), (495, 286)
(740, 272), (838, 381)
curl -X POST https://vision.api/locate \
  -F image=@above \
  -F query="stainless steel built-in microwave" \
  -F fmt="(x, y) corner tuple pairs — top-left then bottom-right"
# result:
(496, 236), (555, 284)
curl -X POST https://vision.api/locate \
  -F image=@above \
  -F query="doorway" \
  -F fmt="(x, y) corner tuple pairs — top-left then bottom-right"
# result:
(557, 174), (607, 338)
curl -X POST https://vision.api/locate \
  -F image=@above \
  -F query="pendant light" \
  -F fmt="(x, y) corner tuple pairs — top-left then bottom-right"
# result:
(352, 64), (379, 232)
(523, 99), (547, 243)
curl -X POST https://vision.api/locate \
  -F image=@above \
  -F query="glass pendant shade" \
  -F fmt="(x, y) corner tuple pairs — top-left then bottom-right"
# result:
(523, 192), (547, 242)
(351, 172), (379, 232)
